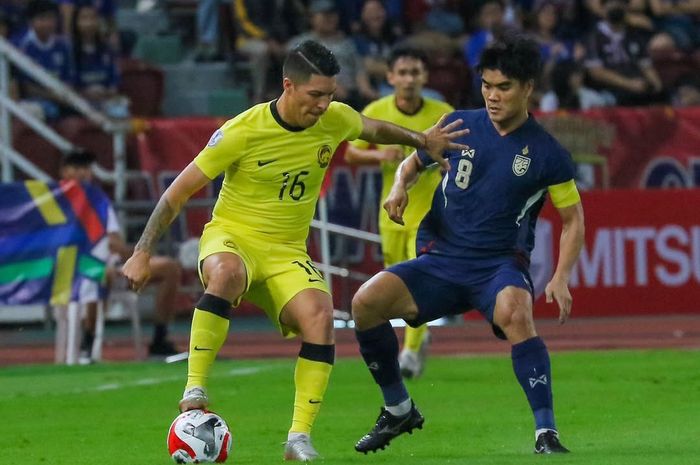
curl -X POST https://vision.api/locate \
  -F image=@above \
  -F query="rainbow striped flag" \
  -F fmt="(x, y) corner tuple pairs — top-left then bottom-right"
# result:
(0, 180), (112, 306)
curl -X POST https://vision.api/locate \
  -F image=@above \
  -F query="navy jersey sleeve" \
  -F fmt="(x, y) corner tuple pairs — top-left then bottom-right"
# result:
(541, 139), (576, 186)
(416, 110), (463, 167)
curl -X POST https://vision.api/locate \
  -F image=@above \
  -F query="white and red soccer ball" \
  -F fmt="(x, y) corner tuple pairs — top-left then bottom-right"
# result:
(167, 409), (232, 463)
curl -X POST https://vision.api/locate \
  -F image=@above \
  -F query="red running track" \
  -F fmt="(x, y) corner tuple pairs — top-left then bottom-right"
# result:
(1, 315), (698, 366)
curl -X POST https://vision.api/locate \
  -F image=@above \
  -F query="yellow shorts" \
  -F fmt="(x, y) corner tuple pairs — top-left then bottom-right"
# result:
(380, 228), (419, 267)
(198, 222), (329, 338)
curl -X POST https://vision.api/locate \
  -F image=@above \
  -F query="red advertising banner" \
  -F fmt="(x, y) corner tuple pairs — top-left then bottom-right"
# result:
(536, 106), (700, 189)
(136, 106), (700, 191)
(533, 189), (700, 317)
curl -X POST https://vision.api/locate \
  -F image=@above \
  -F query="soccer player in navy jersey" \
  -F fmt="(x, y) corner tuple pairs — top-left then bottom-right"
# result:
(352, 33), (585, 455)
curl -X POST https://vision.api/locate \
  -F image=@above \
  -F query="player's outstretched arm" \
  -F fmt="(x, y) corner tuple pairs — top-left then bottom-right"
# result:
(122, 162), (210, 292)
(383, 153), (424, 226)
(358, 114), (469, 171)
(544, 201), (585, 324)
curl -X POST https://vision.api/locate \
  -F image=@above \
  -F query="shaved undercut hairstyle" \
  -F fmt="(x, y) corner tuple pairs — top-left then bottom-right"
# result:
(477, 32), (542, 84)
(283, 40), (340, 83)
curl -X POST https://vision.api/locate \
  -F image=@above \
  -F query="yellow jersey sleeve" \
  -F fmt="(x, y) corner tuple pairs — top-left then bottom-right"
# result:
(327, 101), (363, 142)
(193, 120), (247, 180)
(548, 179), (581, 208)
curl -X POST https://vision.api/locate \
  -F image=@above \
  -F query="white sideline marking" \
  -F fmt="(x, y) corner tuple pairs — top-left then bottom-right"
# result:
(87, 366), (275, 393)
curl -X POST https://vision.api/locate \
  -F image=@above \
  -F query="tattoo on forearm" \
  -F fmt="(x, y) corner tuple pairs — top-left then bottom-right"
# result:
(134, 198), (178, 254)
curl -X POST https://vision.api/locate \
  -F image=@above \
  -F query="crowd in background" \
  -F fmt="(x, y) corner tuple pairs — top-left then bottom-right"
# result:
(1, 0), (700, 120)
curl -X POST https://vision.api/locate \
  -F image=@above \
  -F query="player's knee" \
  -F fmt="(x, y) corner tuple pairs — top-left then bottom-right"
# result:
(304, 304), (334, 334)
(494, 288), (532, 330)
(209, 260), (246, 291)
(351, 285), (379, 326)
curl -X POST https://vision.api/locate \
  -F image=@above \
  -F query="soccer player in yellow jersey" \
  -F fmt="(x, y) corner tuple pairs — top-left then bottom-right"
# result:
(345, 47), (453, 380)
(122, 40), (468, 461)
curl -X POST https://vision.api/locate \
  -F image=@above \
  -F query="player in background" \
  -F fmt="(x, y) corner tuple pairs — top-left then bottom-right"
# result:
(345, 46), (453, 379)
(122, 40), (469, 462)
(352, 33), (585, 455)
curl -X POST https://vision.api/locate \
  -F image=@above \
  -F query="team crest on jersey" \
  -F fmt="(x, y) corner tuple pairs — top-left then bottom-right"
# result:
(207, 129), (223, 147)
(317, 145), (332, 168)
(513, 146), (531, 176)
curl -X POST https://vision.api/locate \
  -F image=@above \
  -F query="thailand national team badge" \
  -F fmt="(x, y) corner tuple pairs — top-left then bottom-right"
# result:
(207, 129), (223, 147)
(317, 145), (332, 168)
(512, 146), (531, 176)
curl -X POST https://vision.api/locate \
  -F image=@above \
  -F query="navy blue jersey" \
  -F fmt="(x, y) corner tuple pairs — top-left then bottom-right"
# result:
(73, 45), (118, 90)
(416, 109), (575, 261)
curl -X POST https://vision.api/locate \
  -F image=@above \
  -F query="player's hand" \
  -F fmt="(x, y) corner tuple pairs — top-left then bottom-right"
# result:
(122, 250), (152, 293)
(379, 146), (405, 162)
(383, 186), (409, 225)
(423, 114), (470, 171)
(545, 277), (572, 324)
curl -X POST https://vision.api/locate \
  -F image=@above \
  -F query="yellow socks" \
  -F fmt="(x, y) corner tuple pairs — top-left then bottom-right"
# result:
(289, 343), (335, 435)
(186, 294), (231, 390)
(404, 324), (428, 353)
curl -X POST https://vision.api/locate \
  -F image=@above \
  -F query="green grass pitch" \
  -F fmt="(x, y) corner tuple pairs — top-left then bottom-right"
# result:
(1, 349), (698, 464)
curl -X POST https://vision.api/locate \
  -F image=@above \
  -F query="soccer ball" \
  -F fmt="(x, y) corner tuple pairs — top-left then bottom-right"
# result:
(167, 409), (232, 463)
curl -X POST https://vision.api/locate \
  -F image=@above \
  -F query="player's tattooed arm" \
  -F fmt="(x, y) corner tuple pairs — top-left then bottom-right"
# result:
(133, 198), (178, 255)
(124, 162), (211, 291)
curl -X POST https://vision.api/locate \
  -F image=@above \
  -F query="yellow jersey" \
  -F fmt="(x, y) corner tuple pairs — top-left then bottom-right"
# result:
(194, 100), (363, 243)
(350, 95), (453, 232)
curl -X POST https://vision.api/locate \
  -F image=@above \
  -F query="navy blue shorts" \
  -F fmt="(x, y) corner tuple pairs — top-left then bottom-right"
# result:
(387, 253), (534, 328)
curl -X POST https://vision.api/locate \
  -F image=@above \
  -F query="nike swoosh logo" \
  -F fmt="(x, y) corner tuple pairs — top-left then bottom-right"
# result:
(257, 159), (277, 166)
(308, 399), (322, 404)
(308, 278), (323, 283)
(193, 346), (213, 351)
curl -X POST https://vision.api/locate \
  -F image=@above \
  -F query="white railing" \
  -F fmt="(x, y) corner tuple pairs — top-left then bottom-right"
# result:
(0, 36), (130, 207)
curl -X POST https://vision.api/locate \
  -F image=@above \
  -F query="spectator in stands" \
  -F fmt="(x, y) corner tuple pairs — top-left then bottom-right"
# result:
(540, 59), (615, 111)
(584, 0), (665, 106)
(288, 0), (378, 109)
(646, 0), (700, 53)
(16, 0), (72, 120)
(352, 0), (403, 94)
(60, 150), (183, 361)
(463, 1), (508, 70)
(0, 0), (29, 42)
(233, 0), (307, 103)
(527, 0), (584, 90)
(671, 74), (700, 107)
(424, 0), (466, 38)
(58, 0), (118, 50)
(0, 11), (21, 100)
(69, 4), (128, 118)
(193, 0), (223, 62)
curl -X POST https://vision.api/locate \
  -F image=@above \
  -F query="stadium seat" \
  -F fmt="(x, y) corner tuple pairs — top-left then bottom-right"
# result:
(56, 117), (115, 170)
(427, 57), (472, 108)
(10, 121), (64, 180)
(650, 49), (700, 90)
(53, 290), (145, 365)
(207, 88), (250, 117)
(118, 58), (165, 117)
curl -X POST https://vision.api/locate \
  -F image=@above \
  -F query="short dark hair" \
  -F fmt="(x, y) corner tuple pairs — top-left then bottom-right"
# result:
(387, 46), (429, 69)
(283, 40), (340, 83)
(62, 149), (96, 168)
(26, 0), (58, 20)
(477, 32), (542, 84)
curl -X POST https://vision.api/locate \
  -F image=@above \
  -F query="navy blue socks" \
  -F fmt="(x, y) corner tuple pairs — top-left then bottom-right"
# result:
(512, 336), (555, 430)
(355, 322), (409, 406)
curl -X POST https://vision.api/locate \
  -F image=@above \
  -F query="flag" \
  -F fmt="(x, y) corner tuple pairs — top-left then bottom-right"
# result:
(0, 180), (111, 306)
